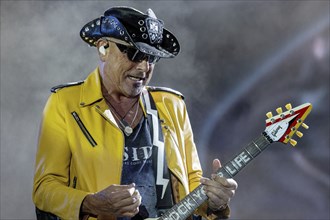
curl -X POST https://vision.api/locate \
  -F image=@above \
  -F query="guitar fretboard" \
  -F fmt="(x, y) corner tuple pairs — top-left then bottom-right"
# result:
(218, 133), (271, 178)
(158, 133), (271, 220)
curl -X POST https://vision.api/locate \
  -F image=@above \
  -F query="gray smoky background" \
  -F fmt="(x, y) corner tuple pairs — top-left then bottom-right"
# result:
(1, 1), (329, 219)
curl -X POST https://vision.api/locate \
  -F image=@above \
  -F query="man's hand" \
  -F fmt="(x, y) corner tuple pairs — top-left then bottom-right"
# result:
(201, 159), (238, 211)
(81, 183), (141, 218)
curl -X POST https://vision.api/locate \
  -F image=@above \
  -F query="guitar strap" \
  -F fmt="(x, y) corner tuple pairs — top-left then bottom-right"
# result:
(142, 89), (174, 209)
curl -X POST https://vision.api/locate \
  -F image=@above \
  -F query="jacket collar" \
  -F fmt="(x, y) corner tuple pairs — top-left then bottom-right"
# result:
(80, 67), (148, 117)
(80, 67), (104, 107)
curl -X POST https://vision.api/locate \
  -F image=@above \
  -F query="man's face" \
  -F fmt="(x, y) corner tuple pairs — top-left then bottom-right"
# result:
(100, 42), (155, 98)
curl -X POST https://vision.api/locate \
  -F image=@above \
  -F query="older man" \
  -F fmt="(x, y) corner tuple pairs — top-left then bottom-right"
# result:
(32, 6), (237, 220)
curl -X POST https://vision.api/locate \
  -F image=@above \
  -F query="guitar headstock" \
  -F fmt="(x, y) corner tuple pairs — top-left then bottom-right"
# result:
(264, 103), (312, 146)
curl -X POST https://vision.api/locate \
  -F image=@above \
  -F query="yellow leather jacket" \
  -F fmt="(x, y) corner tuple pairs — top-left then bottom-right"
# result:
(32, 68), (229, 220)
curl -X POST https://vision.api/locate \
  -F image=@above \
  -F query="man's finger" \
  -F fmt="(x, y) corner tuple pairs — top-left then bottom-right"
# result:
(103, 185), (137, 206)
(211, 175), (238, 190)
(212, 159), (222, 173)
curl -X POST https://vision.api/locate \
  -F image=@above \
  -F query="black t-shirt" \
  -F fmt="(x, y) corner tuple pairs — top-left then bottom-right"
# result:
(118, 117), (158, 219)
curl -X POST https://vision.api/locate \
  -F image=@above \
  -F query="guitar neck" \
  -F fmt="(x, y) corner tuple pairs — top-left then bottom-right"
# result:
(217, 133), (272, 178)
(158, 133), (272, 220)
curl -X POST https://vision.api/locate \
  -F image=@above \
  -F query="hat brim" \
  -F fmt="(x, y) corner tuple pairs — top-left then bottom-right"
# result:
(133, 42), (174, 58)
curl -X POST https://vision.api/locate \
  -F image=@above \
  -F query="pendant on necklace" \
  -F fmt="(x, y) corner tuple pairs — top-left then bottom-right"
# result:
(124, 126), (133, 136)
(121, 120), (133, 136)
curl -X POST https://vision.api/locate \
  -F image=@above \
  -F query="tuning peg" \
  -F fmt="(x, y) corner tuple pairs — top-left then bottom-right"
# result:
(301, 123), (309, 129)
(266, 111), (273, 119)
(276, 107), (283, 114)
(289, 139), (297, 146)
(285, 103), (292, 110)
(296, 131), (303, 138)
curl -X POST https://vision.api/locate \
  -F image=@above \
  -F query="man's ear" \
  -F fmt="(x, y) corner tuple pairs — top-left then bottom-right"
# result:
(97, 40), (109, 61)
(99, 46), (106, 55)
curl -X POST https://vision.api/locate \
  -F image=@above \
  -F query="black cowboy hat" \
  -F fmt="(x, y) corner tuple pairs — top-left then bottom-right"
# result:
(80, 6), (180, 58)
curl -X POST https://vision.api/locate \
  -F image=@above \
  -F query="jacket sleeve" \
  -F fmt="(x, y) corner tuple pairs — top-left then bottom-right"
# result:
(181, 102), (203, 192)
(32, 92), (89, 219)
(180, 102), (230, 219)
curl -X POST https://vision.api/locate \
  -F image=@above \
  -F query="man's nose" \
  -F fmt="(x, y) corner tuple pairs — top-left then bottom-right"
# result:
(136, 59), (150, 72)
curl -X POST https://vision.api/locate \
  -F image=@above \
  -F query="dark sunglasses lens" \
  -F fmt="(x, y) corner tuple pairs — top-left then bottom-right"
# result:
(128, 50), (159, 64)
(130, 51), (146, 62)
(116, 44), (159, 64)
(116, 43), (128, 53)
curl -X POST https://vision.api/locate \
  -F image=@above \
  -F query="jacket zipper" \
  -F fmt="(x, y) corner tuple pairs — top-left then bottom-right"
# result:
(71, 111), (97, 147)
(72, 176), (77, 188)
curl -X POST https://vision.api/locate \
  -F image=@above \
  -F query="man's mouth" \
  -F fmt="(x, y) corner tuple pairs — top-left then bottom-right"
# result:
(128, 75), (145, 81)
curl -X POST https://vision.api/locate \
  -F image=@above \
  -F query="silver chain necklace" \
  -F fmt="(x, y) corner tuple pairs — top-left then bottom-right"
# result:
(107, 98), (140, 136)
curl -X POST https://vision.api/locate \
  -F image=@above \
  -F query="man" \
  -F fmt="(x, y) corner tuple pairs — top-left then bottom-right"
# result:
(32, 6), (237, 220)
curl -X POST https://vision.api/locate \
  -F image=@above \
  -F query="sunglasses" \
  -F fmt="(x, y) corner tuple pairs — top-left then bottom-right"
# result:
(115, 43), (160, 64)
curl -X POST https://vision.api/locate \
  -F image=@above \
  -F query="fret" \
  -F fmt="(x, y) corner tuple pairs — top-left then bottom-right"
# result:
(188, 188), (206, 207)
(187, 192), (199, 205)
(252, 140), (262, 152)
(223, 166), (235, 178)
(246, 143), (259, 157)
(244, 148), (254, 159)
(159, 185), (206, 220)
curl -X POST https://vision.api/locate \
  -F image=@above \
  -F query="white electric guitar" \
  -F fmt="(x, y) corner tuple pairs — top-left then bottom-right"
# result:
(145, 103), (312, 220)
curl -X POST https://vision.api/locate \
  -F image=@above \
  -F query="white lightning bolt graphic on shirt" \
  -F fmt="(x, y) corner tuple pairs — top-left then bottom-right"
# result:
(143, 90), (169, 199)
